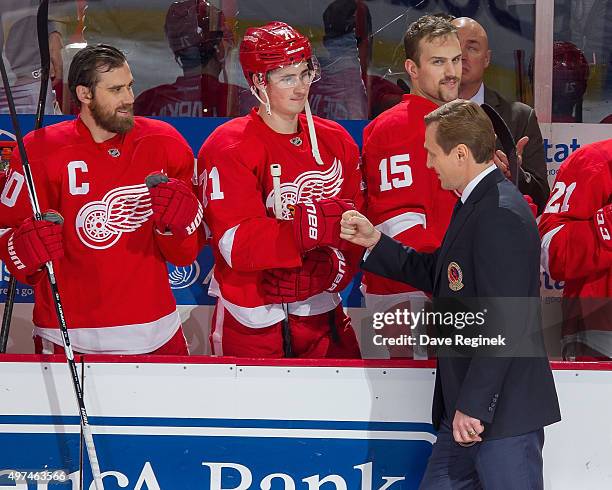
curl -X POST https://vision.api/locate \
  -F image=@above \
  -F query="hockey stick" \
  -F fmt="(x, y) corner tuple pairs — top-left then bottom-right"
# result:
(0, 20), (105, 490)
(481, 103), (519, 186)
(1, 0), (50, 353)
(270, 164), (293, 357)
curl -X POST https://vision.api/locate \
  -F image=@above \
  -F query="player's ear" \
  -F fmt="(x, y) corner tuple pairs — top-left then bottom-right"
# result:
(253, 73), (265, 91)
(76, 84), (93, 106)
(455, 143), (469, 163)
(405, 59), (418, 79)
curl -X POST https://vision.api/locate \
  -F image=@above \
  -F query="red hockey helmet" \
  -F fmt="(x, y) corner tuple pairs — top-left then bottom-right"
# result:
(552, 41), (589, 103)
(239, 22), (314, 87)
(164, 0), (228, 54)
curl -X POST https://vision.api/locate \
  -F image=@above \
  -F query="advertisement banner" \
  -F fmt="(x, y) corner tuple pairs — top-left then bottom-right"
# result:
(0, 360), (610, 489)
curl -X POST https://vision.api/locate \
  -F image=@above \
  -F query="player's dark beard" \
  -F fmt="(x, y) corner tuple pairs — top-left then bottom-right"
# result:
(89, 98), (134, 134)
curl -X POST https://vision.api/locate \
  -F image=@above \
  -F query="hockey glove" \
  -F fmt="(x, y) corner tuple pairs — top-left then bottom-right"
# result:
(263, 247), (352, 303)
(594, 204), (612, 249)
(523, 195), (537, 218)
(146, 173), (203, 238)
(292, 198), (355, 253)
(8, 210), (64, 276)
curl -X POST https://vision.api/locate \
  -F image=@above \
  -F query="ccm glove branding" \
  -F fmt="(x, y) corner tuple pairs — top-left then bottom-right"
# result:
(594, 204), (612, 247)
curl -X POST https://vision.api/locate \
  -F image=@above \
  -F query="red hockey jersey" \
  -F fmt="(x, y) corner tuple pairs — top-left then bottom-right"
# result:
(360, 94), (457, 306)
(539, 139), (612, 355)
(134, 74), (239, 118)
(0, 117), (202, 353)
(197, 109), (363, 328)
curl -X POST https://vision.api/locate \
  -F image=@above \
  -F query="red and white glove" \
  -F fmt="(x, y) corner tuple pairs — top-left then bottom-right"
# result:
(594, 204), (612, 249)
(8, 211), (64, 275)
(262, 247), (352, 303)
(146, 173), (203, 238)
(291, 198), (355, 253)
(523, 195), (537, 218)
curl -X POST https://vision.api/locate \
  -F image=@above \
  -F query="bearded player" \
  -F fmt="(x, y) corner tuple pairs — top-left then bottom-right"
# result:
(0, 44), (205, 354)
(197, 22), (363, 358)
(359, 15), (459, 355)
(539, 139), (612, 360)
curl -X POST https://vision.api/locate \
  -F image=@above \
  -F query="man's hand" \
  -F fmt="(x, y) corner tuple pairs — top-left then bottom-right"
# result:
(453, 409), (484, 445)
(292, 198), (355, 253)
(340, 210), (381, 250)
(146, 173), (203, 238)
(493, 136), (528, 179)
(262, 247), (351, 303)
(594, 204), (612, 249)
(8, 211), (64, 275)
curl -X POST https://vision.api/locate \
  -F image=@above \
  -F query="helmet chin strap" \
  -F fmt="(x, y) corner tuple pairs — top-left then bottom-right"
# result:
(251, 85), (272, 116)
(304, 99), (324, 166)
(252, 79), (324, 166)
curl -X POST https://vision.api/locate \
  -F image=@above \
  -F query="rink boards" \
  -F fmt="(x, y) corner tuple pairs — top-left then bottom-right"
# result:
(0, 357), (611, 490)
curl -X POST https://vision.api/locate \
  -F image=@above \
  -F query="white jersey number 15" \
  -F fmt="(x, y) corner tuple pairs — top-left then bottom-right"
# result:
(379, 154), (412, 192)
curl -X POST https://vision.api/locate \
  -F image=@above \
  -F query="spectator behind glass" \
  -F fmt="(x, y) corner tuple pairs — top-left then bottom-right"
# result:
(310, 0), (406, 120)
(308, 0), (369, 120)
(134, 0), (239, 117)
(0, 1), (65, 114)
(452, 17), (550, 214)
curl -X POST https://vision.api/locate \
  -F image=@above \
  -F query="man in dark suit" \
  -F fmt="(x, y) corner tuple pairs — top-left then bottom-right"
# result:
(452, 17), (550, 214)
(341, 100), (560, 489)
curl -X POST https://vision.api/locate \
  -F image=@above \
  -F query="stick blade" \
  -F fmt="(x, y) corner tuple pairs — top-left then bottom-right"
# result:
(481, 103), (519, 186)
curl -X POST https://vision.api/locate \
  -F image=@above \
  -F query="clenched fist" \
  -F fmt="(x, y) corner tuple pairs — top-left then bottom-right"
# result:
(340, 210), (381, 249)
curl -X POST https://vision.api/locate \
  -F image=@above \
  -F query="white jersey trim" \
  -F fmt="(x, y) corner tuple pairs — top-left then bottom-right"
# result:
(375, 211), (427, 238)
(540, 224), (564, 277)
(219, 224), (239, 267)
(211, 304), (225, 356)
(208, 273), (340, 328)
(33, 309), (181, 354)
(289, 292), (342, 316)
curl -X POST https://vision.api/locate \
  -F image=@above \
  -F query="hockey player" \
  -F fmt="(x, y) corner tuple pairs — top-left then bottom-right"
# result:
(197, 22), (363, 358)
(551, 41), (589, 123)
(0, 44), (205, 354)
(134, 0), (239, 118)
(539, 139), (612, 360)
(359, 15), (459, 354)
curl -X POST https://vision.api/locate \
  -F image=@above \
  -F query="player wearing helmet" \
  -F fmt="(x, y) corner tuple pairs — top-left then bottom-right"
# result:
(197, 22), (363, 358)
(134, 0), (239, 117)
(551, 41), (589, 123)
(0, 44), (206, 354)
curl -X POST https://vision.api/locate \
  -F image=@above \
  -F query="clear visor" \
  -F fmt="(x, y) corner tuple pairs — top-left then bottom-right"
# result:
(266, 57), (321, 88)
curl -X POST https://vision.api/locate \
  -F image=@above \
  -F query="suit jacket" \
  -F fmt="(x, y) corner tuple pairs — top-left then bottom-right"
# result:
(363, 167), (561, 439)
(484, 87), (550, 214)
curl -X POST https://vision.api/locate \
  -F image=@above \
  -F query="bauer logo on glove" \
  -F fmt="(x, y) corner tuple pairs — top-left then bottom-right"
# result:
(291, 197), (355, 253)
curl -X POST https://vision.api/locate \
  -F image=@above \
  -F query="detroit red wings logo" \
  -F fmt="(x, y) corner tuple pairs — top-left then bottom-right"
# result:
(265, 159), (344, 220)
(75, 183), (153, 250)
